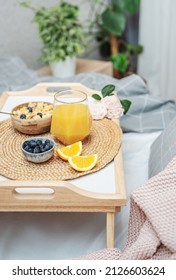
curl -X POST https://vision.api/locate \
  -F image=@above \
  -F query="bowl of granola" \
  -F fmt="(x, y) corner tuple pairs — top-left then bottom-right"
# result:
(11, 101), (53, 135)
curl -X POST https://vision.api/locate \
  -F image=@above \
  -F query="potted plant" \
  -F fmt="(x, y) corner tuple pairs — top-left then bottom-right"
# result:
(86, 0), (143, 78)
(21, 1), (86, 78)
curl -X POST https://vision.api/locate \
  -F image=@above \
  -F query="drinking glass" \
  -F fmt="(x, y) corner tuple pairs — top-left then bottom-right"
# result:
(50, 89), (92, 145)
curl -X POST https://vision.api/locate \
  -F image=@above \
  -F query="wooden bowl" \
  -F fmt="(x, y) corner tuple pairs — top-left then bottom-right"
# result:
(11, 102), (53, 135)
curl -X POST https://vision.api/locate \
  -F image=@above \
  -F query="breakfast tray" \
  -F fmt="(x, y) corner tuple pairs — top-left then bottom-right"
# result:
(0, 83), (126, 248)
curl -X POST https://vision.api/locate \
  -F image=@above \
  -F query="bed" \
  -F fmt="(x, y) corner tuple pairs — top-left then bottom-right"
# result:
(0, 57), (176, 260)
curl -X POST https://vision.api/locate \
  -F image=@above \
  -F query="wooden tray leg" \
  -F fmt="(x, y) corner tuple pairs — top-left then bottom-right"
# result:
(106, 212), (115, 248)
(106, 207), (120, 248)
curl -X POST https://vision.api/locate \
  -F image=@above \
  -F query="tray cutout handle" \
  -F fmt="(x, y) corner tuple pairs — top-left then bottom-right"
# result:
(13, 187), (55, 200)
(47, 86), (72, 93)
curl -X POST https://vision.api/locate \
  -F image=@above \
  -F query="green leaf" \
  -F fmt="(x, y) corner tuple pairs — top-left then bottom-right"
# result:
(134, 44), (143, 54)
(92, 94), (102, 100)
(126, 43), (143, 54)
(101, 9), (126, 36)
(20, 2), (30, 8)
(116, 0), (140, 14)
(120, 99), (131, 114)
(112, 0), (124, 13)
(20, 1), (36, 11)
(111, 53), (129, 73)
(101, 84), (115, 97)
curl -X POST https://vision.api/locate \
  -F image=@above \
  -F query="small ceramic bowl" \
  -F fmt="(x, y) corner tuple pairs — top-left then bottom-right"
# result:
(21, 137), (55, 163)
(11, 101), (53, 135)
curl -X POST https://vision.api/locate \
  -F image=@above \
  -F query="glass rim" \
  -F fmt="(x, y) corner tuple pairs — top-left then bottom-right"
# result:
(54, 89), (87, 104)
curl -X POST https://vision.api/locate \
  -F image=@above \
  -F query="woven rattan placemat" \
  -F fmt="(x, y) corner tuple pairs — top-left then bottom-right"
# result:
(0, 118), (122, 180)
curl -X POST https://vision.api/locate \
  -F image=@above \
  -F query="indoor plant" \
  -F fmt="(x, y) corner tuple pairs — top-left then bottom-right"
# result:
(86, 0), (143, 78)
(21, 1), (86, 77)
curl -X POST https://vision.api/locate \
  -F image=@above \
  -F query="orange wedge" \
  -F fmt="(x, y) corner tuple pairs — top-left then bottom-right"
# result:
(68, 154), (98, 172)
(56, 141), (82, 161)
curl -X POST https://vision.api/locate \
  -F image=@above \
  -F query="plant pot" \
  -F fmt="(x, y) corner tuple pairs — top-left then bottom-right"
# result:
(50, 56), (76, 78)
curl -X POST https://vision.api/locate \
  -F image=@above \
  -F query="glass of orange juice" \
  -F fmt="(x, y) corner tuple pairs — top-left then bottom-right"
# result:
(50, 89), (92, 145)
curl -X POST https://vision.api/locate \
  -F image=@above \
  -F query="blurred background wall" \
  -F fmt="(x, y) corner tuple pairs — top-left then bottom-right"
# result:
(0, 0), (139, 70)
(0, 0), (94, 69)
(1, 0), (176, 99)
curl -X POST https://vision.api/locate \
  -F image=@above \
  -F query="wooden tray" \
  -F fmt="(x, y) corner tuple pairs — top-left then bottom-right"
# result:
(0, 83), (126, 248)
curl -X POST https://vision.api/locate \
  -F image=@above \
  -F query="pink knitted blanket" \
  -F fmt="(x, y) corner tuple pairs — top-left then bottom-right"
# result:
(78, 157), (176, 260)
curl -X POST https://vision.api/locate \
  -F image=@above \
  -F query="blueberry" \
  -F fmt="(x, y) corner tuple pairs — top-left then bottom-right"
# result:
(37, 112), (42, 118)
(44, 144), (50, 151)
(44, 140), (53, 150)
(20, 114), (26, 119)
(23, 141), (30, 148)
(24, 145), (30, 151)
(40, 147), (46, 153)
(24, 145), (33, 153)
(45, 139), (50, 145)
(36, 139), (42, 146)
(33, 146), (40, 154)
(23, 138), (53, 154)
(49, 143), (53, 149)
(29, 140), (37, 148)
(28, 148), (34, 153)
(39, 143), (44, 149)
(27, 106), (33, 113)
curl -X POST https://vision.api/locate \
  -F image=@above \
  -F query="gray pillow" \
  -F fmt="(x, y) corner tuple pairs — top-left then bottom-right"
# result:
(148, 115), (176, 178)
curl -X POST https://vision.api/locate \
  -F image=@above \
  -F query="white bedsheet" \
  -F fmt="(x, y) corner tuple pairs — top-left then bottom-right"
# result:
(0, 131), (161, 260)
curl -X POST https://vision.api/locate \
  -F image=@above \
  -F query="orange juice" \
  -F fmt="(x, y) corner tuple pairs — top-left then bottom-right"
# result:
(51, 103), (91, 145)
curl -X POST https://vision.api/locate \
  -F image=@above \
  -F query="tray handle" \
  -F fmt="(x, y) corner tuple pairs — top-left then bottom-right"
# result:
(9, 83), (95, 97)
(0, 180), (120, 202)
(13, 187), (55, 200)
(0, 181), (70, 201)
(0, 180), (123, 211)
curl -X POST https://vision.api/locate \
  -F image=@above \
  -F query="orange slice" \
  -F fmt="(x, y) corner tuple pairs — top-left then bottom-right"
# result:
(56, 141), (82, 161)
(68, 154), (98, 172)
